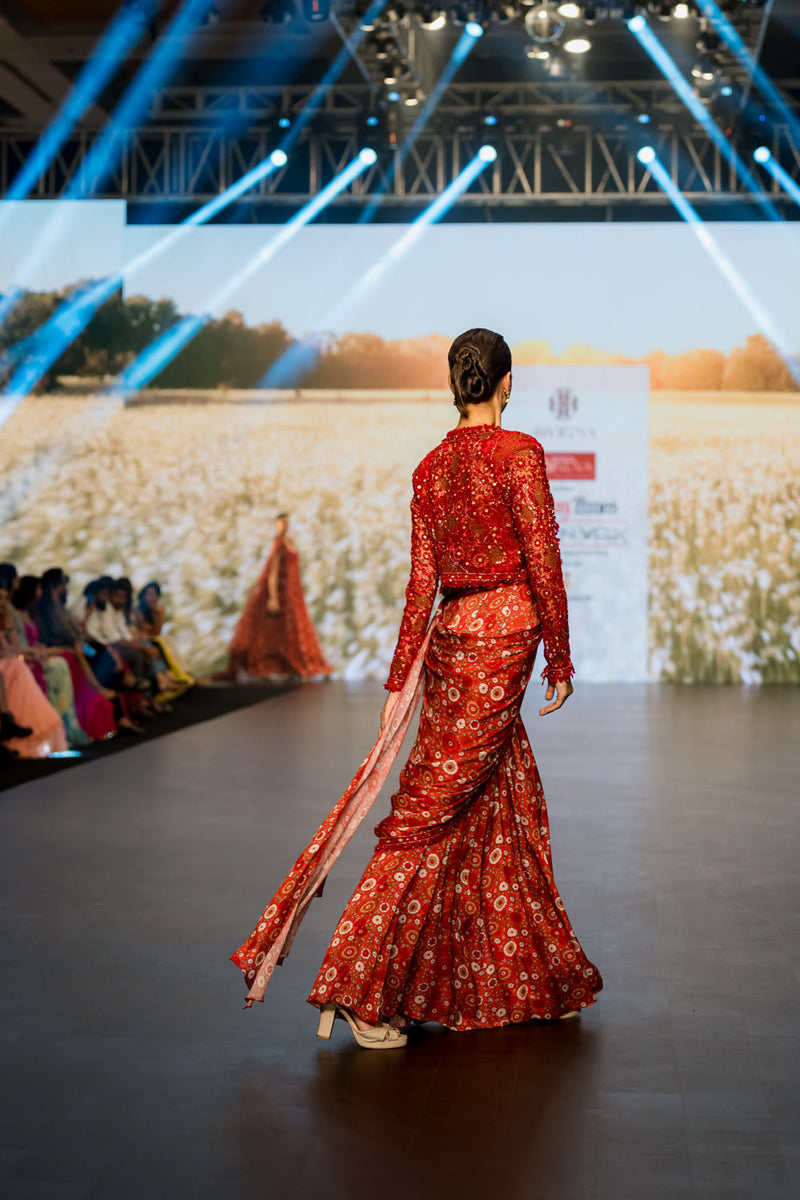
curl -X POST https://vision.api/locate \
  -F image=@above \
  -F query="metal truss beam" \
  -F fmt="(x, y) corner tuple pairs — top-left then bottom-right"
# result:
(1, 119), (799, 210)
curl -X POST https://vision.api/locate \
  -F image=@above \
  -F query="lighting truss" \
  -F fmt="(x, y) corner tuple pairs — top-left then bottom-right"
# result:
(2, 114), (798, 212)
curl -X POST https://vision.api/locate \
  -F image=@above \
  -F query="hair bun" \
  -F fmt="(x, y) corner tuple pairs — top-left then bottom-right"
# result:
(454, 343), (489, 402)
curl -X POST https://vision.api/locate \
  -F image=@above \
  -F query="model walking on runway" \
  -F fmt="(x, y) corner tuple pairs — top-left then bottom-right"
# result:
(216, 513), (332, 682)
(232, 328), (602, 1048)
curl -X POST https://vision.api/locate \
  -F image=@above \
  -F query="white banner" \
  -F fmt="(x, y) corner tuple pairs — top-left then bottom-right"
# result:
(508, 365), (650, 682)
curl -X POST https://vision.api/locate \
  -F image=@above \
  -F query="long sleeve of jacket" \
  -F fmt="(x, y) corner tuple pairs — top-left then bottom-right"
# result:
(384, 494), (439, 691)
(504, 439), (575, 684)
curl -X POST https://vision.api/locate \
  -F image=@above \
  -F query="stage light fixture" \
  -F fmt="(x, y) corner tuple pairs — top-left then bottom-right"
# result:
(637, 112), (651, 123)
(404, 93), (421, 106)
(301, 0), (330, 18)
(637, 145), (656, 164)
(672, 2), (689, 15)
(526, 44), (551, 57)
(720, 84), (733, 96)
(478, 144), (497, 162)
(260, 0), (295, 23)
(421, 9), (447, 26)
(366, 115), (380, 126)
(270, 149), (289, 167)
(629, 13), (646, 30)
(278, 116), (292, 128)
(753, 145), (770, 163)
(465, 20), (484, 35)
(484, 114), (498, 125)
(384, 73), (398, 83)
(525, 5), (566, 40)
(387, 90), (401, 101)
(564, 36), (591, 51)
(557, 2), (582, 15)
(359, 147), (378, 165)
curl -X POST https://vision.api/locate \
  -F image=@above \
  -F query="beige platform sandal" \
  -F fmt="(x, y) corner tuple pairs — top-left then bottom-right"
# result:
(316, 1003), (408, 1050)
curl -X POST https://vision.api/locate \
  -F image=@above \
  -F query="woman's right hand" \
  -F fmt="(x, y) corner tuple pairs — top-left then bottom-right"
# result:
(539, 678), (574, 717)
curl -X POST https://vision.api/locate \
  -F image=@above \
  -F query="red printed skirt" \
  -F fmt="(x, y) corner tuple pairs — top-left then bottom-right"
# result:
(305, 582), (602, 1030)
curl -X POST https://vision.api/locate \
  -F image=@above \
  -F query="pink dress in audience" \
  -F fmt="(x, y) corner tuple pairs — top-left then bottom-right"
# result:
(0, 656), (67, 758)
(63, 652), (116, 741)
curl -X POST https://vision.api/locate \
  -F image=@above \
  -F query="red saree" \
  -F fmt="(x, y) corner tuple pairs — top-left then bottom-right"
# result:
(224, 538), (332, 679)
(232, 424), (602, 1030)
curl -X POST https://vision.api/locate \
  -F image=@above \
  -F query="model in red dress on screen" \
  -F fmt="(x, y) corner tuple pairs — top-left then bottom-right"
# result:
(218, 513), (333, 681)
(232, 329), (602, 1049)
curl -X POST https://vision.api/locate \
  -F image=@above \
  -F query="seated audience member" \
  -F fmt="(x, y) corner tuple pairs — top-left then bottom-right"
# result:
(10, 576), (91, 748)
(134, 580), (194, 699)
(0, 580), (67, 758)
(85, 578), (172, 714)
(36, 569), (138, 737)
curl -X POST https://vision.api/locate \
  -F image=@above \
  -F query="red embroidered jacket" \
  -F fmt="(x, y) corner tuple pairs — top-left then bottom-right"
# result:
(385, 424), (575, 690)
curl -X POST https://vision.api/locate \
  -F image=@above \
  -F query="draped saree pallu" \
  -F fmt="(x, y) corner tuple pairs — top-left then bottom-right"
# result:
(231, 579), (602, 1031)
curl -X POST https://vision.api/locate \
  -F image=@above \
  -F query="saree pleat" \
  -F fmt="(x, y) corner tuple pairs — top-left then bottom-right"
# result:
(305, 582), (602, 1030)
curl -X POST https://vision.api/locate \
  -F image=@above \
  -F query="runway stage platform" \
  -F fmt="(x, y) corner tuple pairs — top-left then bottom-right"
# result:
(1, 681), (798, 1200)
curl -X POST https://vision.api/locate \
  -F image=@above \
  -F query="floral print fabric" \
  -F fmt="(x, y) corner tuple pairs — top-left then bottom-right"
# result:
(386, 424), (574, 691)
(306, 581), (602, 1030)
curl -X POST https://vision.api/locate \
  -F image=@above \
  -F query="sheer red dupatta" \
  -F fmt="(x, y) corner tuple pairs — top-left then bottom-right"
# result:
(231, 619), (437, 1006)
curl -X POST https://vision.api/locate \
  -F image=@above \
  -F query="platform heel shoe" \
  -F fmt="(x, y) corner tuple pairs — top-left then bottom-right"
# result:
(316, 1004), (407, 1050)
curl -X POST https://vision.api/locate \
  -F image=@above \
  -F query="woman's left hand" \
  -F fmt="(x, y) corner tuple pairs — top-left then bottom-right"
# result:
(380, 690), (401, 733)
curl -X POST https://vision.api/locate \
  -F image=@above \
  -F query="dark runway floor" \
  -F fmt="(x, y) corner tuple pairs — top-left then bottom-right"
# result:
(1, 682), (798, 1200)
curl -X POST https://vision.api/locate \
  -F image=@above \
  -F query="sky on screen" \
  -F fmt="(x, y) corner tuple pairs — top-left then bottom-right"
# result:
(1, 200), (799, 357)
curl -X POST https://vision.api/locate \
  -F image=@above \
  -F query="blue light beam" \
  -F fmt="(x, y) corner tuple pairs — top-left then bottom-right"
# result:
(627, 14), (780, 221)
(0, 3), (147, 215)
(111, 149), (379, 397)
(358, 26), (481, 225)
(695, 0), (800, 149)
(0, 0), (220, 330)
(637, 146), (800, 387)
(262, 146), (498, 388)
(0, 151), (290, 412)
(753, 147), (800, 209)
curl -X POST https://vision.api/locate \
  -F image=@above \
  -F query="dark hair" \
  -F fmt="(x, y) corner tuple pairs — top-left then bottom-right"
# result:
(12, 575), (39, 613)
(114, 577), (133, 621)
(40, 568), (67, 593)
(276, 512), (289, 520)
(138, 580), (161, 626)
(0, 562), (17, 583)
(448, 328), (512, 414)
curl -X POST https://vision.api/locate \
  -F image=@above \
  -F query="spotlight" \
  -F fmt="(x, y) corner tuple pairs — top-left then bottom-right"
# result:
(637, 145), (656, 164)
(720, 84), (733, 97)
(420, 9), (447, 26)
(696, 29), (721, 53)
(278, 116), (292, 128)
(404, 93), (420, 106)
(387, 90), (401, 101)
(564, 36), (591, 51)
(526, 44), (550, 58)
(478, 144), (497, 162)
(359, 147), (378, 165)
(628, 13), (646, 31)
(753, 145), (771, 163)
(360, 18), (377, 28)
(270, 149), (288, 167)
(557, 1), (581, 14)
(384, 73), (398, 84)
(366, 115), (380, 126)
(556, 117), (573, 127)
(672, 1), (689, 15)
(465, 20), (484, 35)
(525, 5), (566, 41)
(637, 112), (651, 123)
(484, 114), (498, 125)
